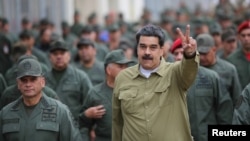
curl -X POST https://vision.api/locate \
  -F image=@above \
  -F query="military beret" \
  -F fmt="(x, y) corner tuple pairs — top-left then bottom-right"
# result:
(170, 38), (182, 53)
(237, 20), (250, 33)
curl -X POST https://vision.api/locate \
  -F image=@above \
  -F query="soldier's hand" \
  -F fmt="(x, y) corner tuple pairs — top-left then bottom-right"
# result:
(84, 105), (106, 118)
(176, 25), (197, 57)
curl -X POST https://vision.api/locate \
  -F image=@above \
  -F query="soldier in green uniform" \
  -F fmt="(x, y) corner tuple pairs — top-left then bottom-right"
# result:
(196, 33), (242, 107)
(171, 38), (233, 141)
(74, 37), (105, 86)
(217, 29), (238, 60)
(112, 24), (199, 141)
(44, 40), (93, 121)
(0, 83), (59, 110)
(61, 21), (78, 52)
(79, 25), (109, 62)
(227, 20), (250, 89)
(71, 10), (84, 37)
(0, 33), (13, 75)
(19, 29), (51, 68)
(232, 83), (250, 124)
(0, 18), (19, 45)
(79, 49), (132, 141)
(0, 58), (83, 141)
(4, 44), (49, 86)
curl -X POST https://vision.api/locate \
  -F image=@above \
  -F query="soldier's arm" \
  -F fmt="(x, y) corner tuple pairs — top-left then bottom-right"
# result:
(79, 91), (96, 141)
(231, 66), (242, 107)
(215, 75), (233, 124)
(232, 85), (250, 125)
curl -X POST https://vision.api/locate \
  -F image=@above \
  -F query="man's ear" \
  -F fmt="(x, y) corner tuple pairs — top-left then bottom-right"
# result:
(41, 77), (46, 88)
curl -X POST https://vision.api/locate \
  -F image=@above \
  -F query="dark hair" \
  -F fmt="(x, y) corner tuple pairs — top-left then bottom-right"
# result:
(135, 24), (165, 47)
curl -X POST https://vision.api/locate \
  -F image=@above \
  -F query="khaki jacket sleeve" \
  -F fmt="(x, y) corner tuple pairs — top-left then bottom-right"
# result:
(175, 51), (199, 90)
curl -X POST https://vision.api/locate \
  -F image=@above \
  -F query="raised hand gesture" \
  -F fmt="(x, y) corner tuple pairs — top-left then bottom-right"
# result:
(176, 25), (197, 57)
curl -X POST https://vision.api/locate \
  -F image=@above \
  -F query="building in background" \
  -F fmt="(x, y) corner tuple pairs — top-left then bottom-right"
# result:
(0, 0), (249, 34)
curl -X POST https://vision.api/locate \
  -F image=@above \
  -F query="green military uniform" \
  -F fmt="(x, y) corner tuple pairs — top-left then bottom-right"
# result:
(226, 48), (250, 89)
(32, 47), (51, 68)
(165, 53), (175, 62)
(0, 33), (13, 75)
(71, 22), (84, 37)
(0, 73), (7, 98)
(112, 53), (199, 141)
(79, 82), (112, 141)
(45, 65), (93, 120)
(79, 49), (132, 141)
(0, 84), (59, 109)
(94, 42), (109, 62)
(61, 21), (78, 48)
(206, 57), (242, 107)
(232, 83), (250, 124)
(74, 60), (105, 86)
(0, 94), (83, 141)
(187, 66), (233, 141)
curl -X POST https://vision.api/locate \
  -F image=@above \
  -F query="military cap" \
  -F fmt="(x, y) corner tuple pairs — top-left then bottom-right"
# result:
(81, 25), (94, 33)
(118, 39), (134, 51)
(237, 20), (250, 33)
(21, 17), (30, 24)
(12, 42), (28, 55)
(104, 49), (133, 66)
(161, 16), (174, 24)
(16, 58), (42, 79)
(77, 37), (95, 48)
(39, 18), (50, 26)
(221, 29), (236, 42)
(170, 38), (182, 53)
(196, 33), (214, 54)
(17, 54), (38, 64)
(1, 17), (8, 25)
(19, 30), (34, 39)
(49, 40), (68, 52)
(61, 21), (69, 28)
(88, 12), (96, 21)
(209, 22), (222, 35)
(107, 24), (120, 32)
(172, 22), (186, 34)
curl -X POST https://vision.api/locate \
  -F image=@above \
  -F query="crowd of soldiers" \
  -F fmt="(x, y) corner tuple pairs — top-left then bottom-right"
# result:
(0, 0), (250, 141)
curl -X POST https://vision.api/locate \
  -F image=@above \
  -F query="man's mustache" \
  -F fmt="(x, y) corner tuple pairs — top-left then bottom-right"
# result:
(142, 55), (153, 60)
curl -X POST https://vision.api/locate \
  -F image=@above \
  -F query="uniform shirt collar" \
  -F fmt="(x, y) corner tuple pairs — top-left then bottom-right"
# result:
(132, 59), (166, 79)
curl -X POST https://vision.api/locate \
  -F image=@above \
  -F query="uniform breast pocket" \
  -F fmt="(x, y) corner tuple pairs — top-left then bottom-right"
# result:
(118, 89), (138, 114)
(62, 82), (80, 92)
(195, 89), (214, 110)
(3, 124), (20, 134)
(36, 122), (59, 140)
(2, 123), (20, 138)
